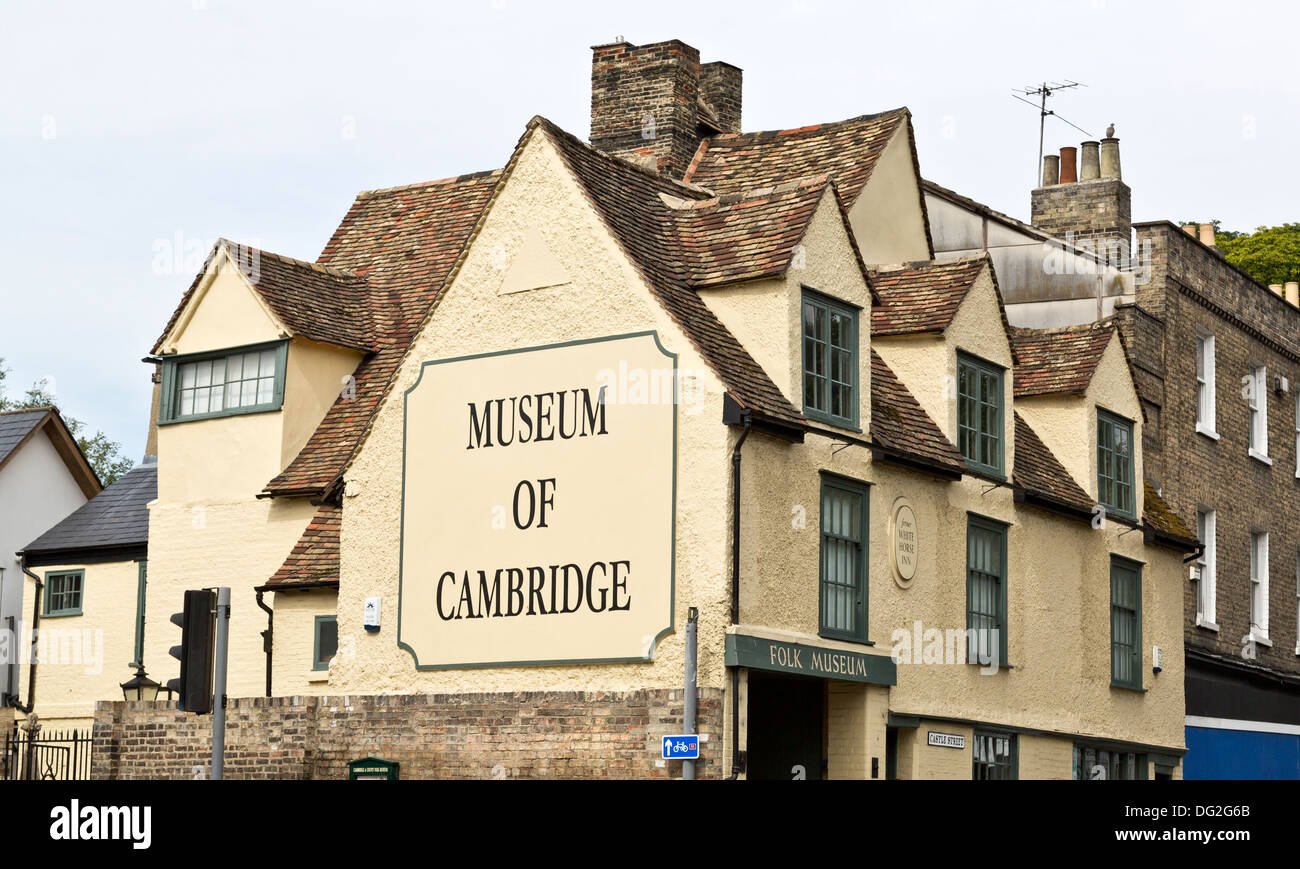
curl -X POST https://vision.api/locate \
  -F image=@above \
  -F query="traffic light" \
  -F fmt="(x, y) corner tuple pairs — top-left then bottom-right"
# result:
(167, 589), (216, 713)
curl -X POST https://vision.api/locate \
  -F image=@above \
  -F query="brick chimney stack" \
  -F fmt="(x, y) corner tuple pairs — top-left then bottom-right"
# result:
(1031, 136), (1132, 269)
(590, 39), (741, 178)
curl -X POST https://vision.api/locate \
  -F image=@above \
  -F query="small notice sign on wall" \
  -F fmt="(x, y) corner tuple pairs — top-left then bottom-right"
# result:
(927, 731), (965, 749)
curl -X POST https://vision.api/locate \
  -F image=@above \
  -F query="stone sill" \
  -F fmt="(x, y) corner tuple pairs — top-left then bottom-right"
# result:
(1195, 424), (1219, 441)
(1194, 617), (1219, 632)
(1248, 448), (1273, 466)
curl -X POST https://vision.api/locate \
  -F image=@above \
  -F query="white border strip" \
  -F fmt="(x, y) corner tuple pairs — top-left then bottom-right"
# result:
(1186, 715), (1300, 736)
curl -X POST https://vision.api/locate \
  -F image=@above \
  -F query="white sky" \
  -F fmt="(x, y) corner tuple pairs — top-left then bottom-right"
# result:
(3, 0), (1297, 465)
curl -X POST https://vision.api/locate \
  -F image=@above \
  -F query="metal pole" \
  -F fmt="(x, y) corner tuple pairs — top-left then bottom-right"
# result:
(211, 587), (230, 781)
(683, 607), (698, 781)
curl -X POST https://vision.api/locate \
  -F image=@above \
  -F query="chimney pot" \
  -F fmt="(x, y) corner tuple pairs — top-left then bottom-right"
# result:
(1080, 141), (1100, 181)
(1041, 154), (1060, 187)
(1182, 224), (1198, 237)
(1268, 284), (1284, 297)
(1059, 146), (1078, 184)
(1199, 223), (1216, 247)
(1286, 282), (1300, 307)
(1099, 137), (1122, 180)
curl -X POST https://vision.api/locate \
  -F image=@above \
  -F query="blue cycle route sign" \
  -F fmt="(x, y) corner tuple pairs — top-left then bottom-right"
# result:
(662, 735), (700, 760)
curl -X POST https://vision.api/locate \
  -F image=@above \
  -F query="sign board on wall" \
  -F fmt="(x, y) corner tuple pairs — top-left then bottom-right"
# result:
(927, 732), (965, 749)
(398, 331), (677, 669)
(889, 497), (918, 587)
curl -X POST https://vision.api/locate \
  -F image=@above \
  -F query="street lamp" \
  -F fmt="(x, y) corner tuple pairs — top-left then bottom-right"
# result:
(119, 665), (161, 702)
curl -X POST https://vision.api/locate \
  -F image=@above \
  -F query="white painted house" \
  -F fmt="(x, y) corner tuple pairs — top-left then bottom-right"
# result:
(0, 407), (100, 706)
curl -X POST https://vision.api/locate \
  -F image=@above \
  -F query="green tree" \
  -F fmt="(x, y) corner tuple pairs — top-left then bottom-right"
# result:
(0, 358), (134, 485)
(1214, 223), (1300, 287)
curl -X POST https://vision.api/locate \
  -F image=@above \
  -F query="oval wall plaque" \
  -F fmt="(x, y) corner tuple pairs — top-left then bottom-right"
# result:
(890, 498), (918, 587)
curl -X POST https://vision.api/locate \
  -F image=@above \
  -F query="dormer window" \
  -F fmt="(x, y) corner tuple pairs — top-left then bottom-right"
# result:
(1097, 408), (1135, 519)
(801, 289), (859, 429)
(957, 352), (1004, 476)
(159, 341), (288, 424)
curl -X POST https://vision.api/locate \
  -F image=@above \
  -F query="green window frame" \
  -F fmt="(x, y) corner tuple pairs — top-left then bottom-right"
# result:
(972, 729), (1017, 780)
(158, 340), (288, 424)
(1072, 743), (1148, 780)
(819, 474), (869, 643)
(966, 514), (1008, 667)
(313, 615), (338, 671)
(1110, 557), (1143, 690)
(802, 289), (859, 429)
(957, 352), (1004, 476)
(1097, 408), (1135, 519)
(43, 570), (84, 617)
(130, 560), (147, 667)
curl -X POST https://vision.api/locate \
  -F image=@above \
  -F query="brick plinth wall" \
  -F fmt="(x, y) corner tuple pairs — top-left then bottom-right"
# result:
(91, 689), (724, 780)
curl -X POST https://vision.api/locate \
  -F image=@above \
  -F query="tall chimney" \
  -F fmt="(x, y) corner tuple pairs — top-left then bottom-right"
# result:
(698, 61), (742, 133)
(590, 39), (738, 178)
(1198, 223), (1216, 247)
(1032, 138), (1131, 269)
(1059, 147), (1078, 183)
(1100, 137), (1122, 179)
(1286, 282), (1299, 307)
(1182, 224), (1198, 237)
(1042, 154), (1060, 187)
(1080, 141), (1100, 180)
(1269, 284), (1284, 297)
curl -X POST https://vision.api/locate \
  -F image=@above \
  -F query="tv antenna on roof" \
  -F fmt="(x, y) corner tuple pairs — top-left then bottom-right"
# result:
(1011, 81), (1092, 186)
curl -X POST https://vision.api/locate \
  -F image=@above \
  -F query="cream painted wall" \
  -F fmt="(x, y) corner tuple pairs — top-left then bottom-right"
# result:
(697, 188), (874, 423)
(280, 338), (363, 469)
(15, 560), (141, 730)
(270, 588), (338, 695)
(144, 497), (316, 700)
(848, 126), (931, 265)
(873, 267), (1015, 475)
(1016, 333), (1144, 517)
(164, 251), (286, 356)
(333, 131), (734, 697)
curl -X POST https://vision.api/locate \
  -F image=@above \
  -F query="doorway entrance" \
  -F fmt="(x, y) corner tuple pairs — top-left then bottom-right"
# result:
(746, 671), (824, 780)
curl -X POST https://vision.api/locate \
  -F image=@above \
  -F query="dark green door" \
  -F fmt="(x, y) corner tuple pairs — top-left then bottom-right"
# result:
(746, 672), (824, 780)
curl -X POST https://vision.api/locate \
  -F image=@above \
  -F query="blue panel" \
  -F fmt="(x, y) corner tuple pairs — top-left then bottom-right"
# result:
(1184, 726), (1300, 780)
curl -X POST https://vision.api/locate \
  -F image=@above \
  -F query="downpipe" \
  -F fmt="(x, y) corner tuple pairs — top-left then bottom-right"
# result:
(728, 410), (752, 780)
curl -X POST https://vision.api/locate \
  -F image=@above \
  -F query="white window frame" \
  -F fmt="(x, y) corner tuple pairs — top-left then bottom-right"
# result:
(1194, 508), (1217, 630)
(1248, 364), (1270, 464)
(1294, 393), (1300, 479)
(1249, 530), (1270, 645)
(1195, 331), (1218, 438)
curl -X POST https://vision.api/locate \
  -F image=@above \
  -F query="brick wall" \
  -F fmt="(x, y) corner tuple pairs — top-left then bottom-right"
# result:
(91, 688), (724, 780)
(590, 39), (703, 177)
(1031, 179), (1132, 269)
(1133, 223), (1300, 675)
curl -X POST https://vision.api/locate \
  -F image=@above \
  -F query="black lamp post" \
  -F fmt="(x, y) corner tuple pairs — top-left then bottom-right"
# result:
(119, 665), (161, 702)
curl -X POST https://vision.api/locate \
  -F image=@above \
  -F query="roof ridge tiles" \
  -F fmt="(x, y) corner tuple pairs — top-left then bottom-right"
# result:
(706, 107), (911, 142)
(354, 169), (504, 200)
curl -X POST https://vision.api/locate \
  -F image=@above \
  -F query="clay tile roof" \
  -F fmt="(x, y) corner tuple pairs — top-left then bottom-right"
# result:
(261, 502), (341, 589)
(150, 241), (372, 355)
(1012, 412), (1092, 512)
(870, 349), (965, 474)
(869, 256), (990, 336)
(668, 176), (831, 288)
(1143, 481), (1197, 542)
(241, 247), (374, 352)
(684, 109), (909, 207)
(1011, 321), (1115, 397)
(263, 170), (502, 496)
(535, 117), (803, 427)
